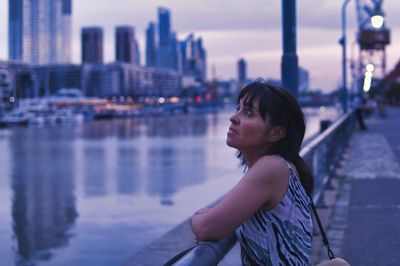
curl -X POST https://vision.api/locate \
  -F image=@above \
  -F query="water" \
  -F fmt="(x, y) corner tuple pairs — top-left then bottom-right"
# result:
(0, 106), (340, 266)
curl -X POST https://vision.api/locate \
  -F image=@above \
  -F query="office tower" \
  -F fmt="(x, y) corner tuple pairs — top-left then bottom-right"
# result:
(116, 26), (140, 64)
(179, 40), (187, 72)
(170, 32), (182, 72)
(158, 7), (170, 47)
(156, 7), (175, 69)
(298, 66), (310, 93)
(196, 37), (207, 81)
(81, 27), (104, 64)
(181, 34), (207, 82)
(8, 0), (23, 62)
(238, 58), (247, 84)
(60, 0), (72, 63)
(8, 0), (72, 65)
(145, 22), (156, 67)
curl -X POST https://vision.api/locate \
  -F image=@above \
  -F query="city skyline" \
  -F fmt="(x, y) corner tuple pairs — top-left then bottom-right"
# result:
(1, 0), (400, 91)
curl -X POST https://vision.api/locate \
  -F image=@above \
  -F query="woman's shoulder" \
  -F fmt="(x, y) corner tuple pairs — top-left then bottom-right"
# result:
(254, 155), (289, 172)
(249, 155), (289, 184)
(249, 155), (291, 209)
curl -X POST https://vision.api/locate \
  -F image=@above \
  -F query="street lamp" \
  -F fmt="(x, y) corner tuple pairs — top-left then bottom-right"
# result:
(340, 0), (351, 113)
(363, 64), (374, 92)
(371, 15), (384, 29)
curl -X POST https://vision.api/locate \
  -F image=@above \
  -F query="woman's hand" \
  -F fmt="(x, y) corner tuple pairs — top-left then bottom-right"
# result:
(194, 207), (210, 215)
(191, 208), (211, 243)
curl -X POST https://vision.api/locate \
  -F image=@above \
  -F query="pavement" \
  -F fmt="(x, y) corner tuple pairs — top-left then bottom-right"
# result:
(314, 106), (400, 266)
(125, 106), (400, 266)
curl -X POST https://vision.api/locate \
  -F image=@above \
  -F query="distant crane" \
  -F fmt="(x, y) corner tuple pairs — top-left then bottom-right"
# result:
(354, 0), (390, 95)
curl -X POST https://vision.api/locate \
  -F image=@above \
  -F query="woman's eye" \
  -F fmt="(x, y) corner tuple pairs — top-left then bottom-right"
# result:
(244, 109), (253, 116)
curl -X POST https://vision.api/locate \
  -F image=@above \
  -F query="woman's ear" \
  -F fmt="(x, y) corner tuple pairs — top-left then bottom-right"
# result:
(269, 126), (286, 142)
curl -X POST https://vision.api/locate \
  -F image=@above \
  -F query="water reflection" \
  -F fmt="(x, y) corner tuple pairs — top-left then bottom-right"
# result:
(83, 146), (107, 197)
(146, 114), (208, 137)
(10, 128), (78, 265)
(117, 147), (140, 195)
(1, 107), (340, 266)
(3, 112), (219, 265)
(146, 146), (206, 201)
(78, 113), (209, 140)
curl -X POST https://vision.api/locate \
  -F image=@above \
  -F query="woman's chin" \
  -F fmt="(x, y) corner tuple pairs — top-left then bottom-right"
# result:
(226, 138), (237, 148)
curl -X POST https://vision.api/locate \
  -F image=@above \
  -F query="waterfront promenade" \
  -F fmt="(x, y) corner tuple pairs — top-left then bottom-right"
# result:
(125, 106), (400, 266)
(313, 106), (400, 265)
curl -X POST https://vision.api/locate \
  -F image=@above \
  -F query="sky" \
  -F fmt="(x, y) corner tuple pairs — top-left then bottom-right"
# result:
(0, 0), (399, 92)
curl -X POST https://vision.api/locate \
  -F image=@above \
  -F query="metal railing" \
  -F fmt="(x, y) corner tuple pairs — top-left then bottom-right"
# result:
(301, 110), (356, 204)
(171, 111), (356, 266)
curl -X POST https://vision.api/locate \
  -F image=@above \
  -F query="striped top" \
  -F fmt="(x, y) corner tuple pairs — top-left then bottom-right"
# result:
(236, 157), (313, 265)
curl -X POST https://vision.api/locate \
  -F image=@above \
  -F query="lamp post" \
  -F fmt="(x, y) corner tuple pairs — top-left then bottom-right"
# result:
(281, 0), (299, 98)
(340, 0), (351, 113)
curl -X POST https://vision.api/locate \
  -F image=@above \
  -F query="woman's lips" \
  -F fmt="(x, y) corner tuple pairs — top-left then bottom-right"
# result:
(228, 127), (238, 134)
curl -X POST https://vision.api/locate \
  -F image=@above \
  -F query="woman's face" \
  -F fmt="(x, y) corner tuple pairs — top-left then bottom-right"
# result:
(226, 97), (274, 153)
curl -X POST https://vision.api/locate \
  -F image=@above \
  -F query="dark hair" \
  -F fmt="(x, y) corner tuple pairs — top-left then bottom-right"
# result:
(236, 81), (314, 196)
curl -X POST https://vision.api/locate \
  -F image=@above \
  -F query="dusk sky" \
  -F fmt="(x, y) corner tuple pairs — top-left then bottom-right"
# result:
(1, 0), (399, 91)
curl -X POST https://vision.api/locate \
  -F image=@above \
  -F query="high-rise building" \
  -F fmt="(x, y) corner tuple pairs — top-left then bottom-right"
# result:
(8, 0), (72, 65)
(81, 27), (104, 64)
(8, 0), (23, 62)
(116, 26), (140, 64)
(61, 0), (72, 63)
(179, 41), (187, 72)
(181, 34), (207, 82)
(145, 22), (156, 67)
(238, 58), (247, 84)
(298, 66), (310, 93)
(170, 32), (182, 72)
(196, 37), (207, 82)
(156, 7), (174, 69)
(158, 7), (170, 48)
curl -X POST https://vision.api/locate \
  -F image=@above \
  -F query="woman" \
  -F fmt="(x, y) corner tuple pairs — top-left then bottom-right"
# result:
(191, 81), (314, 265)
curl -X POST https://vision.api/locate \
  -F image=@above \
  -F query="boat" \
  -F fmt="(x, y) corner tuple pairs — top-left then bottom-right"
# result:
(0, 111), (31, 126)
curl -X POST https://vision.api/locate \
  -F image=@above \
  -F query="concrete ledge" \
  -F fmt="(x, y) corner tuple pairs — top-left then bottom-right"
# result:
(123, 219), (196, 266)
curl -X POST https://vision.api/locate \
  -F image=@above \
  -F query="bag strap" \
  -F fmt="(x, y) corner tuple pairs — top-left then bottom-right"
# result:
(309, 197), (335, 260)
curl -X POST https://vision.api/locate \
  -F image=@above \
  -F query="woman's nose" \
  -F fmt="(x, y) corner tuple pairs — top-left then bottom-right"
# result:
(229, 112), (239, 124)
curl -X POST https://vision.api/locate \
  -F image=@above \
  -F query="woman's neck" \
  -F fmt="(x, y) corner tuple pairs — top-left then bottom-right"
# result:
(243, 150), (267, 168)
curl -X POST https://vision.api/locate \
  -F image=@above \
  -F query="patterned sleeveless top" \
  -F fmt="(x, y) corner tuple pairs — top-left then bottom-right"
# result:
(236, 157), (313, 265)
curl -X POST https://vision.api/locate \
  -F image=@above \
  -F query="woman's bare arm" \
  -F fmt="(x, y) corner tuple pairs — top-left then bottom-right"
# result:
(190, 156), (289, 242)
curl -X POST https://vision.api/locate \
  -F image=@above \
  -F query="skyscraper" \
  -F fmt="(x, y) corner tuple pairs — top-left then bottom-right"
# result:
(8, 0), (23, 62)
(145, 22), (156, 67)
(81, 27), (103, 64)
(298, 66), (310, 93)
(156, 7), (173, 69)
(116, 26), (140, 64)
(8, 0), (72, 65)
(238, 58), (247, 84)
(196, 37), (207, 82)
(181, 34), (207, 82)
(170, 32), (182, 72)
(60, 0), (72, 63)
(158, 7), (170, 48)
